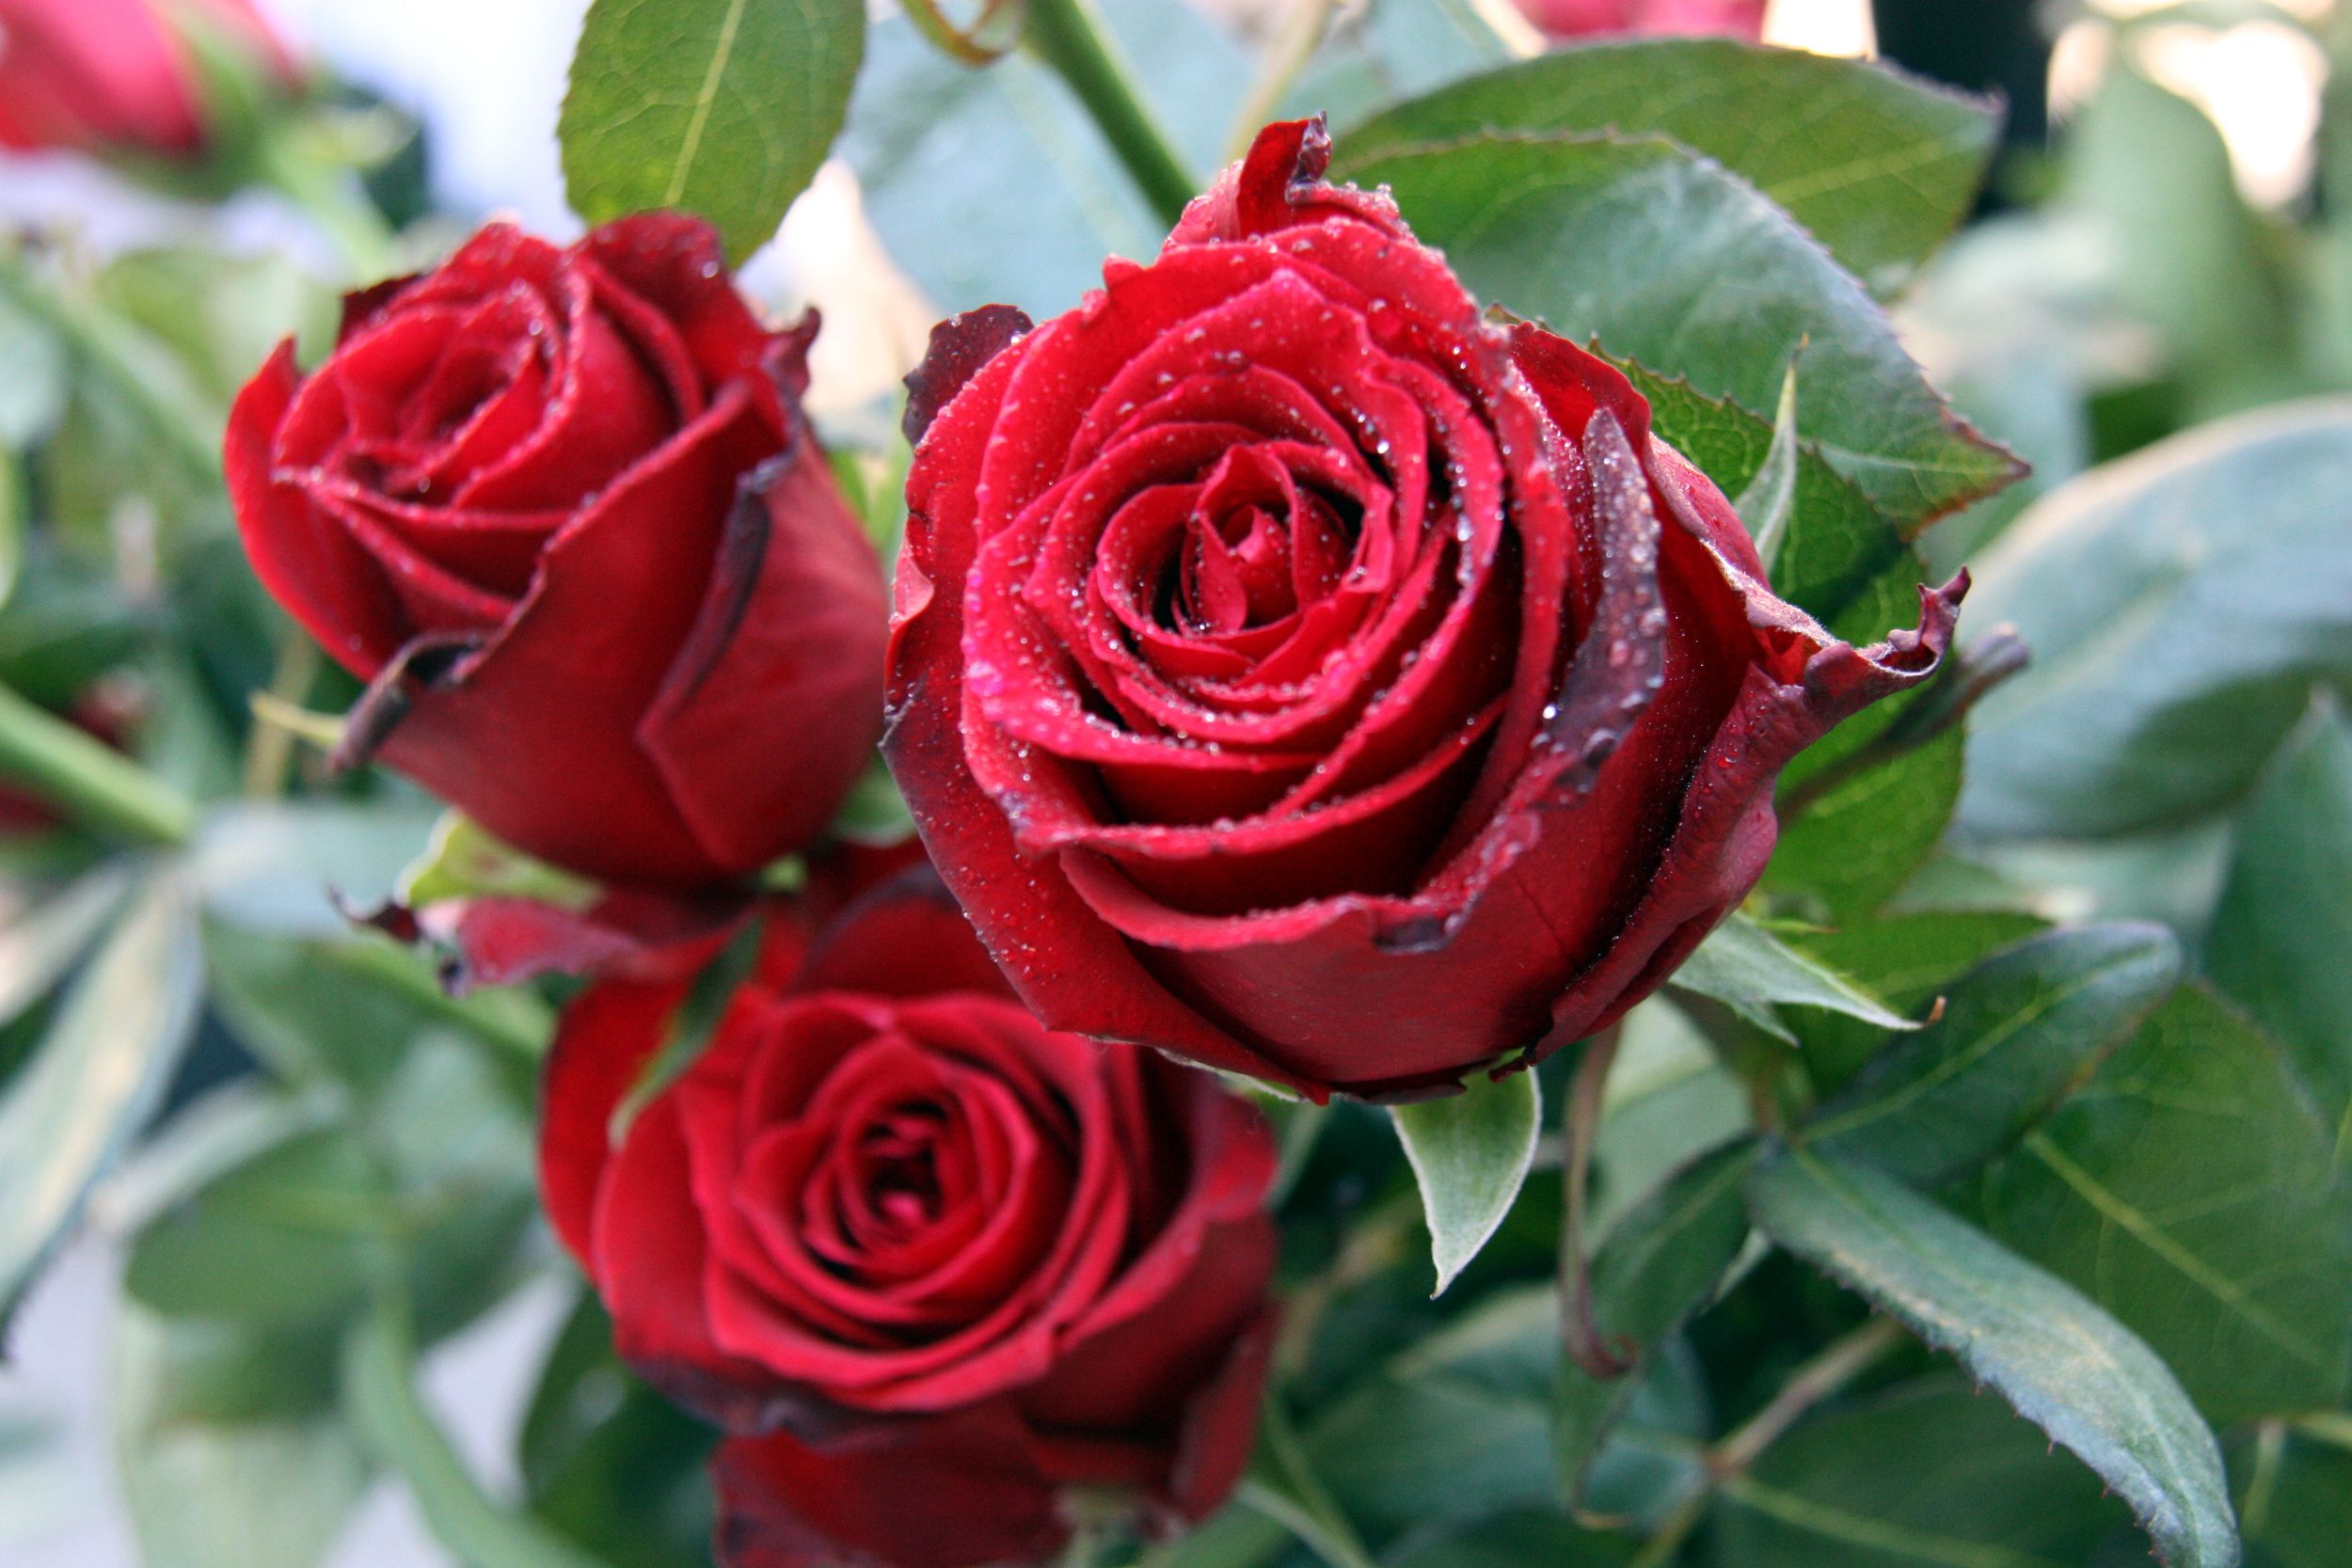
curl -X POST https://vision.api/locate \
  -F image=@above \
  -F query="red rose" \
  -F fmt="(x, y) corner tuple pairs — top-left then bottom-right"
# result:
(883, 119), (1963, 1102)
(227, 214), (887, 887)
(0, 0), (295, 158)
(539, 865), (1278, 1568)
(1513, 0), (1767, 40)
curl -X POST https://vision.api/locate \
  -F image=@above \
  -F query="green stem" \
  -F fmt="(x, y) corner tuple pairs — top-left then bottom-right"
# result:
(1629, 1316), (1907, 1568)
(1023, 0), (1198, 228)
(0, 683), (196, 847)
(257, 129), (403, 281)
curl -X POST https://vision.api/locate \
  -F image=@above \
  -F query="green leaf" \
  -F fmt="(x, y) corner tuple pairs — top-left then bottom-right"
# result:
(1734, 361), (1800, 572)
(1391, 1069), (1542, 1294)
(1713, 1375), (2136, 1568)
(0, 863), (127, 1030)
(1364, 131), (2023, 531)
(1342, 131), (2019, 528)
(1975, 987), (2352, 1425)
(113, 1304), (369, 1568)
(1608, 362), (1909, 626)
(124, 1131), (389, 1326)
(0, 291), (66, 449)
(1243, 1400), (1379, 1568)
(1668, 911), (1915, 1043)
(559, 0), (867, 265)
(2206, 700), (2352, 1162)
(2060, 63), (2291, 414)
(1802, 924), (2183, 1187)
(0, 448), (23, 616)
(396, 812), (602, 911)
(1777, 911), (2050, 1097)
(343, 1305), (614, 1568)
(1749, 1150), (2239, 1568)
(0, 874), (202, 1320)
(1383, 1512), (1635, 1568)
(1338, 40), (1999, 295)
(1961, 399), (2352, 839)
(93, 245), (337, 406)
(1556, 1140), (1756, 1504)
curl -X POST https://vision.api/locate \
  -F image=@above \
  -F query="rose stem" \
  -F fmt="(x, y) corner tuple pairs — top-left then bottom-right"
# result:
(1626, 1315), (1909, 1568)
(0, 683), (196, 847)
(1022, 0), (1198, 227)
(1560, 1024), (1632, 1378)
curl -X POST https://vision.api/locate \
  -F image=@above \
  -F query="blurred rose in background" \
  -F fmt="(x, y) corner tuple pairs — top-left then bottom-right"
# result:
(0, 0), (298, 158)
(1514, 0), (1767, 40)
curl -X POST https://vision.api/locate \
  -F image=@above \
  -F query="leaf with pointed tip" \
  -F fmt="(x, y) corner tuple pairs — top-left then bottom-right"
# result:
(1804, 924), (2183, 1186)
(0, 875), (202, 1323)
(1779, 911), (2051, 1096)
(1734, 362), (1800, 572)
(1391, 1069), (1542, 1294)
(1670, 912), (1915, 1043)
(561, 0), (866, 264)
(1609, 362), (1908, 627)
(1750, 1149), (2240, 1568)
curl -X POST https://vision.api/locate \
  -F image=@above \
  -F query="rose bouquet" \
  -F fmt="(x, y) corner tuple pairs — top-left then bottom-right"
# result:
(1, 3), (2348, 1568)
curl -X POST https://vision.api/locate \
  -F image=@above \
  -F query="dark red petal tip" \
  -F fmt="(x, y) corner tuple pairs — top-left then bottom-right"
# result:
(903, 304), (1033, 447)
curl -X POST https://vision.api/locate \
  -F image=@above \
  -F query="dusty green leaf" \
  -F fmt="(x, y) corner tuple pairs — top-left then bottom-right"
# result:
(1338, 40), (1998, 295)
(1961, 398), (2352, 839)
(1804, 924), (2183, 1187)
(112, 1303), (370, 1568)
(0, 875), (202, 1321)
(1344, 131), (2019, 528)
(1751, 1150), (2239, 1568)
(1778, 911), (2051, 1096)
(1975, 986), (2352, 1425)
(1714, 1375), (2136, 1568)
(2206, 700), (2352, 1164)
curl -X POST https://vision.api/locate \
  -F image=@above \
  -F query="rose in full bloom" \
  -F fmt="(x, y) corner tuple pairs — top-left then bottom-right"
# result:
(0, 0), (295, 158)
(539, 863), (1279, 1568)
(1514, 0), (1768, 40)
(227, 214), (887, 887)
(884, 119), (1964, 1102)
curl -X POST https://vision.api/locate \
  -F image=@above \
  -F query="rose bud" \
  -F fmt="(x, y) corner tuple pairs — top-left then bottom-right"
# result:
(226, 214), (887, 887)
(0, 0), (296, 159)
(1512, 0), (1767, 40)
(884, 119), (1964, 1102)
(539, 864), (1279, 1568)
